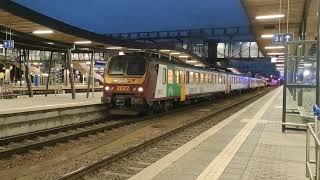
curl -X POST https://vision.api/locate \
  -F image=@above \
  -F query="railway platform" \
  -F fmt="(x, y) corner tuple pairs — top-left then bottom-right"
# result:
(0, 92), (103, 115)
(130, 87), (308, 180)
(0, 92), (107, 138)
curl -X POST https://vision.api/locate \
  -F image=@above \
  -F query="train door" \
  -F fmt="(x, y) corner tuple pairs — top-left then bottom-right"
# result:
(180, 70), (186, 101)
(154, 64), (167, 98)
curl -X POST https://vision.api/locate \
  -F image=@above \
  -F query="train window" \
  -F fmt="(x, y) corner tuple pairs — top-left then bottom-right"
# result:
(126, 58), (146, 76)
(175, 70), (180, 84)
(168, 69), (174, 84)
(108, 57), (127, 75)
(180, 71), (184, 84)
(204, 74), (209, 84)
(162, 68), (167, 84)
(108, 56), (146, 76)
(189, 72), (194, 84)
(200, 73), (204, 83)
(186, 71), (190, 84)
(195, 73), (199, 84)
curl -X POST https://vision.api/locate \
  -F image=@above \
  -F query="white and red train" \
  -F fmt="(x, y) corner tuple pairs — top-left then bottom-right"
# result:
(101, 54), (266, 114)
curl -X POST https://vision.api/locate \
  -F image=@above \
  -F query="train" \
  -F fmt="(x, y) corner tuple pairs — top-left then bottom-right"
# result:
(101, 54), (266, 115)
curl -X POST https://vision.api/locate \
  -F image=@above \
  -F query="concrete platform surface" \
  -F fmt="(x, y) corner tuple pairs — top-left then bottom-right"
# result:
(130, 87), (308, 180)
(0, 92), (103, 115)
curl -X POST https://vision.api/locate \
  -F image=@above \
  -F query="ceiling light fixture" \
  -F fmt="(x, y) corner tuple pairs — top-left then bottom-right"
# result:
(267, 52), (285, 55)
(74, 41), (92, 44)
(255, 14), (285, 20)
(32, 30), (54, 34)
(106, 46), (122, 50)
(194, 64), (203, 67)
(160, 49), (171, 52)
(261, 34), (274, 39)
(186, 60), (197, 63)
(265, 46), (285, 49)
(170, 52), (180, 55)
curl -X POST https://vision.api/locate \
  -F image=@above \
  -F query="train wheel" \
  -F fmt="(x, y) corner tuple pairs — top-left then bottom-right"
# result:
(147, 102), (161, 115)
(160, 101), (168, 112)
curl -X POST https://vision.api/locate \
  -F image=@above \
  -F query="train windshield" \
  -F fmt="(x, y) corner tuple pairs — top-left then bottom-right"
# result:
(108, 56), (146, 76)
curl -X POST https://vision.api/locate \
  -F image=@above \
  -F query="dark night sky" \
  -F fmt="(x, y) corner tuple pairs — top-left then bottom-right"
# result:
(14, 0), (249, 34)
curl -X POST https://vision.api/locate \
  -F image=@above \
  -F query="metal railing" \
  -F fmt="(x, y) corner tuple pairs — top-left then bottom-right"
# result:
(306, 105), (320, 180)
(306, 123), (319, 180)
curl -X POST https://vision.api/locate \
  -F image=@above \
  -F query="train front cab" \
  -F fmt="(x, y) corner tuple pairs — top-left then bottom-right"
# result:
(101, 55), (149, 114)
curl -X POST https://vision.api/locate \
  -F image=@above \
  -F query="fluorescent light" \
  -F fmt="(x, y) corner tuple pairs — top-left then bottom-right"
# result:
(85, 61), (91, 65)
(47, 42), (54, 45)
(106, 46), (122, 50)
(32, 30), (54, 34)
(170, 52), (180, 55)
(0, 44), (3, 48)
(74, 41), (92, 44)
(194, 64), (203, 67)
(265, 46), (285, 49)
(304, 63), (312, 67)
(119, 51), (125, 56)
(256, 14), (285, 20)
(261, 34), (274, 39)
(186, 60), (197, 63)
(160, 49), (171, 52)
(267, 52), (285, 55)
(178, 55), (189, 58)
(271, 57), (277, 63)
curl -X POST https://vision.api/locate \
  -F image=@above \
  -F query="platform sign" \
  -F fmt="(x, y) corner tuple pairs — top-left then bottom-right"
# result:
(3, 40), (14, 49)
(284, 33), (294, 42)
(272, 33), (294, 44)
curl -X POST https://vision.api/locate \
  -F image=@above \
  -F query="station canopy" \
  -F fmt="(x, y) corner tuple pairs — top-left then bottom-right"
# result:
(0, 0), (207, 67)
(241, 0), (317, 72)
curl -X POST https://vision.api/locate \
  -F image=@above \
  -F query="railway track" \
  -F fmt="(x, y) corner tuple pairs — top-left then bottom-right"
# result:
(0, 89), (243, 159)
(58, 88), (273, 180)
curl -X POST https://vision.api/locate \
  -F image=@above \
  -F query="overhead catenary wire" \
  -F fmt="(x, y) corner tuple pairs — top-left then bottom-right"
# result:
(279, 0), (282, 33)
(287, 0), (290, 33)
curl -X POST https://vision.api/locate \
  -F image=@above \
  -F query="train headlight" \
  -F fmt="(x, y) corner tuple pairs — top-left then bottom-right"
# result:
(138, 87), (144, 92)
(105, 86), (110, 91)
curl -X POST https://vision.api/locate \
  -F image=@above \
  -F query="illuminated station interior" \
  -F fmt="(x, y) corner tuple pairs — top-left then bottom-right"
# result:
(0, 0), (319, 180)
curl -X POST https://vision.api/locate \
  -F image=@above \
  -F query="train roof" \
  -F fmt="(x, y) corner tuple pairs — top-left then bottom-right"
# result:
(110, 54), (260, 79)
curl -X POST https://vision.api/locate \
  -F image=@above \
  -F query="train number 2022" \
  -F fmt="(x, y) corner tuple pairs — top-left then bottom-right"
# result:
(117, 86), (130, 91)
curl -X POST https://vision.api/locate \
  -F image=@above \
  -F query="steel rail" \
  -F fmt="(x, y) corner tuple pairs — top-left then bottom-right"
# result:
(58, 88), (272, 180)
(0, 89), (256, 158)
